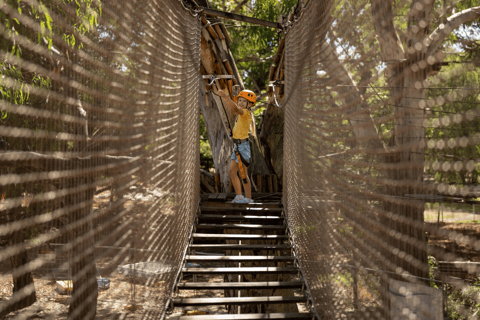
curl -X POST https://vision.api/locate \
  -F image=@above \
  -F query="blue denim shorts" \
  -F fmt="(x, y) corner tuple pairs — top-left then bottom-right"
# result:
(231, 140), (250, 165)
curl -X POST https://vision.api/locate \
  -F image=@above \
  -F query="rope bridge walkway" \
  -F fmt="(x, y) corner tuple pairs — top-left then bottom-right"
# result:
(0, 0), (479, 319)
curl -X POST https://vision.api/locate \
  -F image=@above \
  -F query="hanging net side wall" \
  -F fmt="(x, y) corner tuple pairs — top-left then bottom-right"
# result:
(283, 0), (480, 319)
(0, 0), (200, 319)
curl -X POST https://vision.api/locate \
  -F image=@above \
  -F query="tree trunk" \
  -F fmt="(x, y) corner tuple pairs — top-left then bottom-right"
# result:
(66, 60), (98, 318)
(2, 202), (36, 317)
(258, 105), (284, 188)
(67, 181), (98, 320)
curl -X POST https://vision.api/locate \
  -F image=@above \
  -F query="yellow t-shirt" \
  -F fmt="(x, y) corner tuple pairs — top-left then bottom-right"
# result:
(232, 110), (253, 140)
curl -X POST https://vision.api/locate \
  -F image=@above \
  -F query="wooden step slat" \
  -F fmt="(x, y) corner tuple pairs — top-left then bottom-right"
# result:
(172, 296), (306, 306)
(177, 281), (304, 290)
(189, 244), (290, 250)
(201, 206), (283, 212)
(168, 313), (313, 320)
(200, 203), (283, 209)
(207, 194), (220, 200)
(186, 255), (294, 262)
(182, 267), (299, 274)
(196, 224), (285, 230)
(199, 215), (283, 221)
(192, 233), (288, 240)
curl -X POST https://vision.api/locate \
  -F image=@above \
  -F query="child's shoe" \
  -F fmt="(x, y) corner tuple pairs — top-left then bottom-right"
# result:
(243, 197), (254, 204)
(231, 195), (245, 203)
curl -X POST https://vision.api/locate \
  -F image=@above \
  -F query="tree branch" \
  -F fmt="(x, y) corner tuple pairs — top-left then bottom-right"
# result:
(233, 0), (248, 14)
(426, 6), (480, 57)
(318, 41), (384, 149)
(371, 0), (405, 62)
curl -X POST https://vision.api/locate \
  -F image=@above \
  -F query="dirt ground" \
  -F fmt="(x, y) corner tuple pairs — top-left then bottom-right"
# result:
(1, 185), (172, 319)
(427, 221), (480, 264)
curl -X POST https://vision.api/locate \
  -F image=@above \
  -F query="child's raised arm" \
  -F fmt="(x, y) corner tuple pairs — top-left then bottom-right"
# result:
(213, 89), (244, 116)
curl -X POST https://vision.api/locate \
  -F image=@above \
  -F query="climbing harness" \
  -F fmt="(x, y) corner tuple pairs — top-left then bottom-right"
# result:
(233, 138), (249, 184)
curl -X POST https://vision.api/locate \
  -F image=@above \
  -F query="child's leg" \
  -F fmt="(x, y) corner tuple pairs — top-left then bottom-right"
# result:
(241, 164), (252, 199)
(229, 159), (243, 196)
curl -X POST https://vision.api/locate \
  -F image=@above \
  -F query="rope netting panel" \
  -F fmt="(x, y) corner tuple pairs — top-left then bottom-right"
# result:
(0, 0), (200, 319)
(284, 0), (480, 319)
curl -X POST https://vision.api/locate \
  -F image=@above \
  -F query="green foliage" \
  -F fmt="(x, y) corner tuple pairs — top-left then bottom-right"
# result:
(445, 280), (480, 319)
(424, 62), (480, 185)
(209, 0), (296, 94)
(0, 0), (101, 152)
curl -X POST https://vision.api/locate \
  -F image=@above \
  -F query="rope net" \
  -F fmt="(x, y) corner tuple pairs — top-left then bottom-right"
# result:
(0, 0), (200, 319)
(283, 0), (480, 319)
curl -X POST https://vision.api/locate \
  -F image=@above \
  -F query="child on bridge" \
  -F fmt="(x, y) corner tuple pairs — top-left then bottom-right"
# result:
(214, 89), (257, 204)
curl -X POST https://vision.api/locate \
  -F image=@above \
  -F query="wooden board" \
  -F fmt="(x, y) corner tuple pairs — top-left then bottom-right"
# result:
(177, 281), (303, 290)
(172, 296), (306, 306)
(207, 193), (219, 200)
(192, 233), (287, 240)
(198, 214), (283, 221)
(188, 244), (290, 250)
(186, 255), (294, 262)
(195, 223), (285, 230)
(168, 312), (313, 319)
(181, 267), (299, 274)
(200, 206), (283, 212)
(217, 192), (228, 201)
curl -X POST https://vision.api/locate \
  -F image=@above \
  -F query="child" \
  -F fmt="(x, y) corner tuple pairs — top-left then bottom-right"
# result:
(214, 89), (256, 204)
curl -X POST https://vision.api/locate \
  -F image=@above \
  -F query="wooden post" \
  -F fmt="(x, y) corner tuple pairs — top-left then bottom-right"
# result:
(256, 175), (262, 193)
(215, 174), (220, 193)
(272, 174), (278, 193)
(267, 175), (273, 193)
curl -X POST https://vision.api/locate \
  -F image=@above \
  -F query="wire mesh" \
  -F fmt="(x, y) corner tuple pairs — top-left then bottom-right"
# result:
(0, 0), (200, 319)
(283, 0), (480, 319)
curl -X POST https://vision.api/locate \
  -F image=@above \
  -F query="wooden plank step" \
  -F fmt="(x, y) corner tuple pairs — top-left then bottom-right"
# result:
(177, 281), (303, 290)
(182, 267), (299, 274)
(199, 215), (283, 221)
(168, 313), (313, 319)
(192, 233), (288, 240)
(201, 206), (283, 212)
(207, 194), (219, 200)
(200, 202), (282, 209)
(189, 244), (290, 250)
(172, 296), (306, 306)
(196, 224), (285, 230)
(186, 255), (294, 262)
(217, 193), (228, 201)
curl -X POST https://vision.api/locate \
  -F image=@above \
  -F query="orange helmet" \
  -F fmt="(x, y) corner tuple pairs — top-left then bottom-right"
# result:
(236, 90), (256, 106)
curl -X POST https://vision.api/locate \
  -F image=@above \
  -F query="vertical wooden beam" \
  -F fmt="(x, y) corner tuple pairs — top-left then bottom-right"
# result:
(215, 174), (220, 193)
(272, 175), (278, 193)
(256, 175), (263, 193)
(267, 175), (273, 193)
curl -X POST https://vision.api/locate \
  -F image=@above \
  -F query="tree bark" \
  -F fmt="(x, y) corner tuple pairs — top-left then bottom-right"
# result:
(259, 105), (284, 187)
